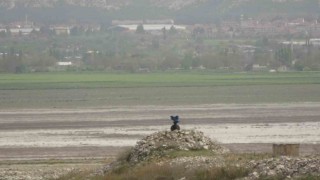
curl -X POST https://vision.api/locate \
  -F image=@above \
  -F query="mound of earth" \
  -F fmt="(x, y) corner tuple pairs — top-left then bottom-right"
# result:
(127, 130), (229, 164)
(101, 130), (320, 179)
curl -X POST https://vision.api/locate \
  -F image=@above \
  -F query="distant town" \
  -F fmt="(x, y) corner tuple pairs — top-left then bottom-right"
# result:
(2, 16), (320, 38)
(1, 16), (320, 73)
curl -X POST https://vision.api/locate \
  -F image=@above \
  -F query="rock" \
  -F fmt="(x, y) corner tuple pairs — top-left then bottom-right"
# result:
(267, 170), (276, 176)
(252, 171), (259, 178)
(244, 156), (320, 179)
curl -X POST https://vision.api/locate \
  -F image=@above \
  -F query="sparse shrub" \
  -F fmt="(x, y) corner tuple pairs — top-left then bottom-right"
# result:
(193, 166), (249, 180)
(116, 147), (133, 163)
(54, 169), (105, 180)
(258, 174), (320, 180)
(296, 175), (320, 180)
(106, 162), (185, 180)
(167, 149), (215, 159)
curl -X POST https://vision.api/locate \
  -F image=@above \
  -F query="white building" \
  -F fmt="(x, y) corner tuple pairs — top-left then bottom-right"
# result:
(11, 28), (40, 36)
(116, 24), (186, 31)
(57, 62), (72, 66)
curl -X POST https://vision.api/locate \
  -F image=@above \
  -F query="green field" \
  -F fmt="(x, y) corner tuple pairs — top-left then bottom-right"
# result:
(0, 71), (320, 109)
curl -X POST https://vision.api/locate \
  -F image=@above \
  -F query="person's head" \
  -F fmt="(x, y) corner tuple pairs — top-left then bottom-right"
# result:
(170, 115), (179, 123)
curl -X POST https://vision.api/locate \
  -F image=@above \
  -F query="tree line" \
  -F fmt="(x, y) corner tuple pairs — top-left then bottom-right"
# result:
(1, 29), (320, 73)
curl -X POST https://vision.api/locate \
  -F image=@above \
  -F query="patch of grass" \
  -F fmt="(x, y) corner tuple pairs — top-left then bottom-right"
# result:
(167, 149), (216, 159)
(105, 161), (249, 180)
(1, 71), (320, 90)
(54, 169), (105, 180)
(104, 152), (272, 180)
(1, 72), (320, 109)
(0, 158), (110, 166)
(116, 147), (133, 163)
(296, 175), (320, 180)
(223, 153), (273, 164)
(193, 166), (249, 180)
(105, 162), (183, 180)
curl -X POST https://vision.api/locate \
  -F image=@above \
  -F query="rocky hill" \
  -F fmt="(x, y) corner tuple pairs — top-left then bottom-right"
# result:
(101, 130), (320, 180)
(0, 0), (131, 9)
(244, 156), (320, 179)
(0, 0), (207, 10)
(0, 0), (318, 10)
(1, 129), (319, 179)
(0, 0), (319, 24)
(125, 130), (229, 164)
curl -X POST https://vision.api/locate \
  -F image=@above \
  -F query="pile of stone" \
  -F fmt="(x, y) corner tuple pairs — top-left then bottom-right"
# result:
(127, 130), (229, 164)
(244, 156), (320, 179)
(0, 167), (77, 180)
(163, 156), (226, 169)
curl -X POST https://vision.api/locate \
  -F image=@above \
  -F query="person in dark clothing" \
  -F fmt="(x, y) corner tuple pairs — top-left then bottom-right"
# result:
(170, 115), (180, 131)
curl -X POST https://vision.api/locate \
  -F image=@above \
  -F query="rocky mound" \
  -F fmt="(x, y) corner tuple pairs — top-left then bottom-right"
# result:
(244, 156), (320, 179)
(127, 130), (229, 164)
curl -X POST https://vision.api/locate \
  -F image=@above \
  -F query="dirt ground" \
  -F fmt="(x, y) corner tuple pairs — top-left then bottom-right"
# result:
(0, 103), (319, 159)
(0, 103), (319, 179)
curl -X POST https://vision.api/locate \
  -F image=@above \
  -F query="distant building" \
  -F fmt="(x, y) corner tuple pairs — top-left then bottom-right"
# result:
(278, 66), (289, 72)
(252, 64), (268, 71)
(112, 19), (174, 25)
(52, 26), (70, 35)
(282, 41), (305, 46)
(145, 19), (174, 24)
(112, 20), (144, 25)
(116, 24), (186, 32)
(309, 39), (320, 46)
(10, 28), (40, 36)
(57, 62), (72, 66)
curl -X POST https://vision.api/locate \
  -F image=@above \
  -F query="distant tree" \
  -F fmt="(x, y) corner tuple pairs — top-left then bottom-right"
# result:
(40, 26), (51, 36)
(5, 27), (11, 37)
(181, 52), (193, 70)
(0, 30), (6, 38)
(24, 53), (56, 72)
(303, 48), (320, 71)
(159, 51), (180, 70)
(255, 37), (269, 47)
(15, 50), (24, 73)
(30, 29), (39, 36)
(1, 47), (25, 73)
(169, 25), (177, 35)
(70, 26), (79, 36)
(162, 27), (167, 40)
(275, 47), (292, 66)
(293, 60), (304, 71)
(152, 38), (160, 49)
(85, 28), (92, 36)
(199, 53), (224, 69)
(192, 27), (205, 38)
(9, 47), (15, 57)
(50, 49), (63, 60)
(56, 0), (66, 7)
(18, 50), (22, 61)
(136, 24), (145, 34)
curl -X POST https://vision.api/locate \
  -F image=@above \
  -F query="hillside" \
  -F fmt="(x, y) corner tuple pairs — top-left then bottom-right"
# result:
(0, 0), (319, 24)
(67, 130), (320, 179)
(1, 130), (319, 179)
(0, 0), (206, 9)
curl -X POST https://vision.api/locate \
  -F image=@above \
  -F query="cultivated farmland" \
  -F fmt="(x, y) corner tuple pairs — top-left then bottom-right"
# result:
(1, 72), (320, 108)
